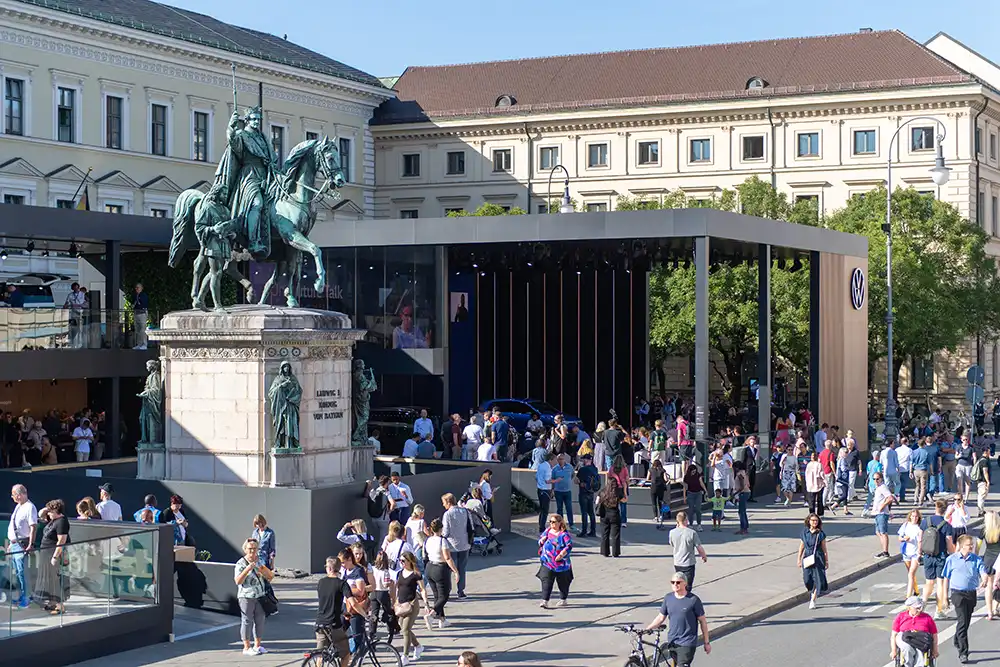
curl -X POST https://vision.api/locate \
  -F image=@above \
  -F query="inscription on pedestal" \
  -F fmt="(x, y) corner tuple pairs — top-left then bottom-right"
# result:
(314, 388), (345, 420)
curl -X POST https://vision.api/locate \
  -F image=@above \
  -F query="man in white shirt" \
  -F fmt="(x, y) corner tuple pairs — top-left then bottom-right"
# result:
(388, 471), (414, 524)
(72, 418), (94, 462)
(63, 282), (87, 348)
(894, 436), (913, 504)
(477, 440), (498, 462)
(462, 421), (484, 461)
(367, 428), (382, 455)
(96, 483), (123, 521)
(8, 484), (38, 607)
(402, 432), (421, 458)
(872, 472), (897, 559)
(413, 409), (434, 442)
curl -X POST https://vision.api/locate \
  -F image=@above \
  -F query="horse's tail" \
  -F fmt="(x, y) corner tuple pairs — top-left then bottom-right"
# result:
(168, 189), (202, 268)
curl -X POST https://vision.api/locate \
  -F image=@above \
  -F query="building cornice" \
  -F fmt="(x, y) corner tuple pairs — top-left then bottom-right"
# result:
(372, 93), (988, 143)
(0, 7), (392, 116)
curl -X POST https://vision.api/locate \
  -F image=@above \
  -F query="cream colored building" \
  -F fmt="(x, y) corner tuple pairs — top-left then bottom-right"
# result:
(0, 0), (390, 234)
(370, 30), (1000, 411)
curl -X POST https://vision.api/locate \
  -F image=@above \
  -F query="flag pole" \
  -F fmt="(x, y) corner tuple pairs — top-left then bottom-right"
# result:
(70, 166), (93, 206)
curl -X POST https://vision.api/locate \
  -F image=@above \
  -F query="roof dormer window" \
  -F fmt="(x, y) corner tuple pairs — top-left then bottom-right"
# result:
(746, 77), (767, 91)
(495, 94), (516, 108)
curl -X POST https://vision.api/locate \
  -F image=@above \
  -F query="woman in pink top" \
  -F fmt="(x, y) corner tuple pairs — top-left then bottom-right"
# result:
(804, 452), (826, 517)
(608, 454), (630, 527)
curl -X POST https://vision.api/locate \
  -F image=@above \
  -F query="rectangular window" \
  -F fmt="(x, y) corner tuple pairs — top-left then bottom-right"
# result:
(911, 127), (934, 151)
(499, 205), (512, 212)
(992, 134), (997, 160)
(689, 138), (711, 162)
(4, 78), (24, 136)
(911, 355), (934, 390)
(446, 151), (465, 175)
(444, 207), (464, 215)
(105, 95), (123, 149)
(853, 130), (876, 155)
(796, 195), (819, 204)
(193, 111), (209, 162)
(994, 343), (1000, 388)
(105, 204), (124, 214)
(399, 210), (418, 219)
(56, 199), (74, 209)
(402, 153), (420, 177)
(979, 191), (986, 227)
(993, 195), (998, 236)
(587, 143), (608, 168)
(57, 87), (75, 143)
(3, 194), (25, 205)
(797, 132), (820, 157)
(539, 146), (559, 171)
(492, 148), (512, 172)
(537, 204), (549, 214)
(742, 135), (764, 160)
(150, 208), (168, 218)
(339, 137), (351, 182)
(637, 140), (659, 165)
(586, 203), (608, 212)
(271, 125), (284, 160)
(976, 127), (982, 155)
(305, 131), (318, 142)
(151, 103), (167, 156)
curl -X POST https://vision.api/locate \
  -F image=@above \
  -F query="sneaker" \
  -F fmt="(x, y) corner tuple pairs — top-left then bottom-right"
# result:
(242, 647), (259, 656)
(576, 532), (587, 538)
(959, 653), (969, 664)
(16, 598), (29, 609)
(557, 599), (567, 607)
(783, 499), (790, 506)
(695, 525), (704, 532)
(457, 592), (467, 599)
(0, 592), (6, 604)
(423, 612), (434, 631)
(413, 645), (424, 661)
(401, 656), (410, 666)
(775, 496), (782, 503)
(808, 599), (817, 610)
(255, 647), (268, 655)
(539, 600), (548, 609)
(932, 610), (942, 620)
(874, 551), (889, 559)
(437, 617), (450, 628)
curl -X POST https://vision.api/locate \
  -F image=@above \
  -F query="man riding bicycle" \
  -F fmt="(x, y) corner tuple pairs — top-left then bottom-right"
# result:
(645, 571), (711, 666)
(890, 596), (939, 667)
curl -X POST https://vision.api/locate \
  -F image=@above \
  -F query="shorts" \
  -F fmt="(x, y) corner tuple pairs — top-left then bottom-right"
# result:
(955, 463), (973, 483)
(667, 643), (698, 667)
(923, 554), (946, 580)
(874, 514), (889, 535)
(316, 625), (350, 658)
(712, 510), (723, 520)
(902, 552), (920, 563)
(680, 445), (695, 462)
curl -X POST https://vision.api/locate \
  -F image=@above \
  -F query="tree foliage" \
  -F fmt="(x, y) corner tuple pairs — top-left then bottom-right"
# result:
(447, 203), (527, 217)
(825, 187), (1000, 396)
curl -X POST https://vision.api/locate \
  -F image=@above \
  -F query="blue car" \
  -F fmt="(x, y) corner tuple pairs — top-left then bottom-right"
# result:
(478, 398), (583, 436)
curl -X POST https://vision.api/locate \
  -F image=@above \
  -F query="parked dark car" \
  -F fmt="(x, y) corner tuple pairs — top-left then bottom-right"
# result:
(368, 406), (439, 457)
(478, 398), (582, 435)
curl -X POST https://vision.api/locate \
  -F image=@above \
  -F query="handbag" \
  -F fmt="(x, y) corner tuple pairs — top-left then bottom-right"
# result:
(802, 531), (820, 569)
(393, 598), (416, 616)
(259, 581), (278, 616)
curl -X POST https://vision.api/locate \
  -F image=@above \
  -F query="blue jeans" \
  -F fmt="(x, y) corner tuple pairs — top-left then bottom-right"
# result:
(10, 545), (29, 604)
(554, 490), (574, 528)
(686, 491), (703, 526)
(886, 473), (901, 496)
(579, 493), (596, 535)
(348, 614), (367, 653)
(453, 548), (470, 596)
(620, 501), (628, 524)
(737, 492), (749, 531)
(896, 473), (908, 502)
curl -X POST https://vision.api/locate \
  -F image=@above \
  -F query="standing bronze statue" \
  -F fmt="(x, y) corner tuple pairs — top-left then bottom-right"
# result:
(137, 359), (163, 444)
(268, 361), (302, 450)
(167, 64), (346, 311)
(351, 359), (377, 448)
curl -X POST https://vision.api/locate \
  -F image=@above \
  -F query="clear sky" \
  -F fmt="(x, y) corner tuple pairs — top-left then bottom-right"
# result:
(168, 0), (1000, 78)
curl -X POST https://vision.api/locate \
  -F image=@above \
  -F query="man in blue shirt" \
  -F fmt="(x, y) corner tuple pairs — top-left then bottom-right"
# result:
(879, 440), (900, 495)
(574, 453), (600, 537)
(939, 434), (957, 494)
(645, 571), (710, 667)
(535, 451), (554, 533)
(909, 440), (931, 506)
(924, 436), (941, 499)
(491, 413), (510, 461)
(551, 453), (575, 532)
(942, 534), (987, 663)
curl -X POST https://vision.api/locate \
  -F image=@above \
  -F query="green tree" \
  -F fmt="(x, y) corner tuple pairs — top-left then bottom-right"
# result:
(447, 203), (526, 216)
(826, 187), (1000, 398)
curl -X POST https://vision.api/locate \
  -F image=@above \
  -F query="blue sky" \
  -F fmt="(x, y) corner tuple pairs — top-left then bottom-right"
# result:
(171, 0), (1000, 78)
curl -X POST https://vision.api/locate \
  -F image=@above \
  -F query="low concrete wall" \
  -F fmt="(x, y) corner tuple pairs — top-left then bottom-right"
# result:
(174, 561), (240, 616)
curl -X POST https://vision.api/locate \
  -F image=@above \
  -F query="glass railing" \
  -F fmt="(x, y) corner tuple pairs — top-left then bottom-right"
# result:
(0, 309), (159, 352)
(0, 522), (160, 638)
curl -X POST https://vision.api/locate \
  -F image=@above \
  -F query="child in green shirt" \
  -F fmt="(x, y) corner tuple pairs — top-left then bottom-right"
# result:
(711, 488), (726, 531)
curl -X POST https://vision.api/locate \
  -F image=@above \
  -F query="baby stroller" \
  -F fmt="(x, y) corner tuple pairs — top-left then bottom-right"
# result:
(469, 509), (503, 556)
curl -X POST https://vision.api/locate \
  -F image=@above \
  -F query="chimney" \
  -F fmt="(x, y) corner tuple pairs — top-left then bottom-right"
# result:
(859, 27), (873, 33)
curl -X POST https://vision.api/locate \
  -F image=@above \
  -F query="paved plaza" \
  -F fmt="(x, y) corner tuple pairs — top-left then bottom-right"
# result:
(66, 498), (947, 667)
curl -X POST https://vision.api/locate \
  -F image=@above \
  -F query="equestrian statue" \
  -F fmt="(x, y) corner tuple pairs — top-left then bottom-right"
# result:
(168, 65), (345, 311)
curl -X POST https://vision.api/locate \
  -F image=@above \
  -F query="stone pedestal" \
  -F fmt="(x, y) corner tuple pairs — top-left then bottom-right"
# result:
(137, 443), (165, 480)
(146, 306), (366, 488)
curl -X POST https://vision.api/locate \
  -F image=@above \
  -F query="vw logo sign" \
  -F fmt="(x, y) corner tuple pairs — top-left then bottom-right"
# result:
(850, 268), (866, 310)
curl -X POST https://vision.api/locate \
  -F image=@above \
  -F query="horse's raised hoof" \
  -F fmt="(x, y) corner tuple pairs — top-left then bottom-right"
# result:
(314, 277), (325, 293)
(245, 288), (255, 303)
(286, 298), (300, 308)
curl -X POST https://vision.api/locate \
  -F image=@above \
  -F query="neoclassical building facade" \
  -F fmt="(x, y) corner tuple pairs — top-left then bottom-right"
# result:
(0, 0), (390, 226)
(371, 30), (1000, 410)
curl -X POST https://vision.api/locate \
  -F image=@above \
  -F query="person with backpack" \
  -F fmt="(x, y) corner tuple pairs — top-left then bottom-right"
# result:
(920, 498), (956, 620)
(365, 476), (395, 543)
(651, 419), (668, 465)
(574, 452), (600, 538)
(337, 519), (378, 566)
(971, 451), (991, 517)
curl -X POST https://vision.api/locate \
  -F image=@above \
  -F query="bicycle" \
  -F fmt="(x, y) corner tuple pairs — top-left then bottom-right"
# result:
(302, 621), (403, 667)
(616, 623), (673, 667)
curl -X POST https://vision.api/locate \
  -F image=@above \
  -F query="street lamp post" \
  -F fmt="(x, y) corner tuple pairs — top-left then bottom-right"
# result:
(883, 117), (951, 441)
(546, 165), (574, 214)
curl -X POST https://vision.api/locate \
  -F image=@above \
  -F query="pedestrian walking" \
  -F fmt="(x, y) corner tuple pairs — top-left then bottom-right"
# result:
(920, 498), (956, 619)
(831, 446), (854, 515)
(234, 538), (273, 656)
(424, 518), (458, 628)
(644, 571), (710, 667)
(971, 453), (991, 516)
(872, 472), (896, 559)
(338, 519), (377, 564)
(798, 513), (828, 610)
(910, 438), (932, 506)
(551, 453), (575, 532)
(743, 435), (759, 502)
(608, 455), (630, 527)
(648, 458), (671, 522)
(598, 476), (624, 557)
(537, 513), (573, 608)
(819, 439), (837, 508)
(395, 551), (428, 665)
(574, 452), (600, 537)
(441, 493), (472, 598)
(804, 451), (826, 517)
(682, 462), (705, 532)
(315, 556), (352, 667)
(945, 494), (970, 538)
(978, 511), (1000, 619)
(669, 511), (707, 589)
(733, 461), (750, 534)
(862, 450), (884, 517)
(778, 445), (797, 506)
(898, 509), (924, 598)
(942, 534), (987, 663)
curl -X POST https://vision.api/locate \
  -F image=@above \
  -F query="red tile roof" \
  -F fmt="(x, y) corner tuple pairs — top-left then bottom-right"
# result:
(375, 30), (972, 124)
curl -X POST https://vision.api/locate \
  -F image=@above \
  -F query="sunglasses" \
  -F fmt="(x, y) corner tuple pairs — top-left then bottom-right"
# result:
(670, 580), (684, 585)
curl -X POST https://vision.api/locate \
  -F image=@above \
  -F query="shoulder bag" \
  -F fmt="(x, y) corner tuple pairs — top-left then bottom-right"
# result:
(802, 532), (820, 569)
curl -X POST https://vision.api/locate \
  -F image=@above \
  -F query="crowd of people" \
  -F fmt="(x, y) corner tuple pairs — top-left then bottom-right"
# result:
(1, 407), (113, 467)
